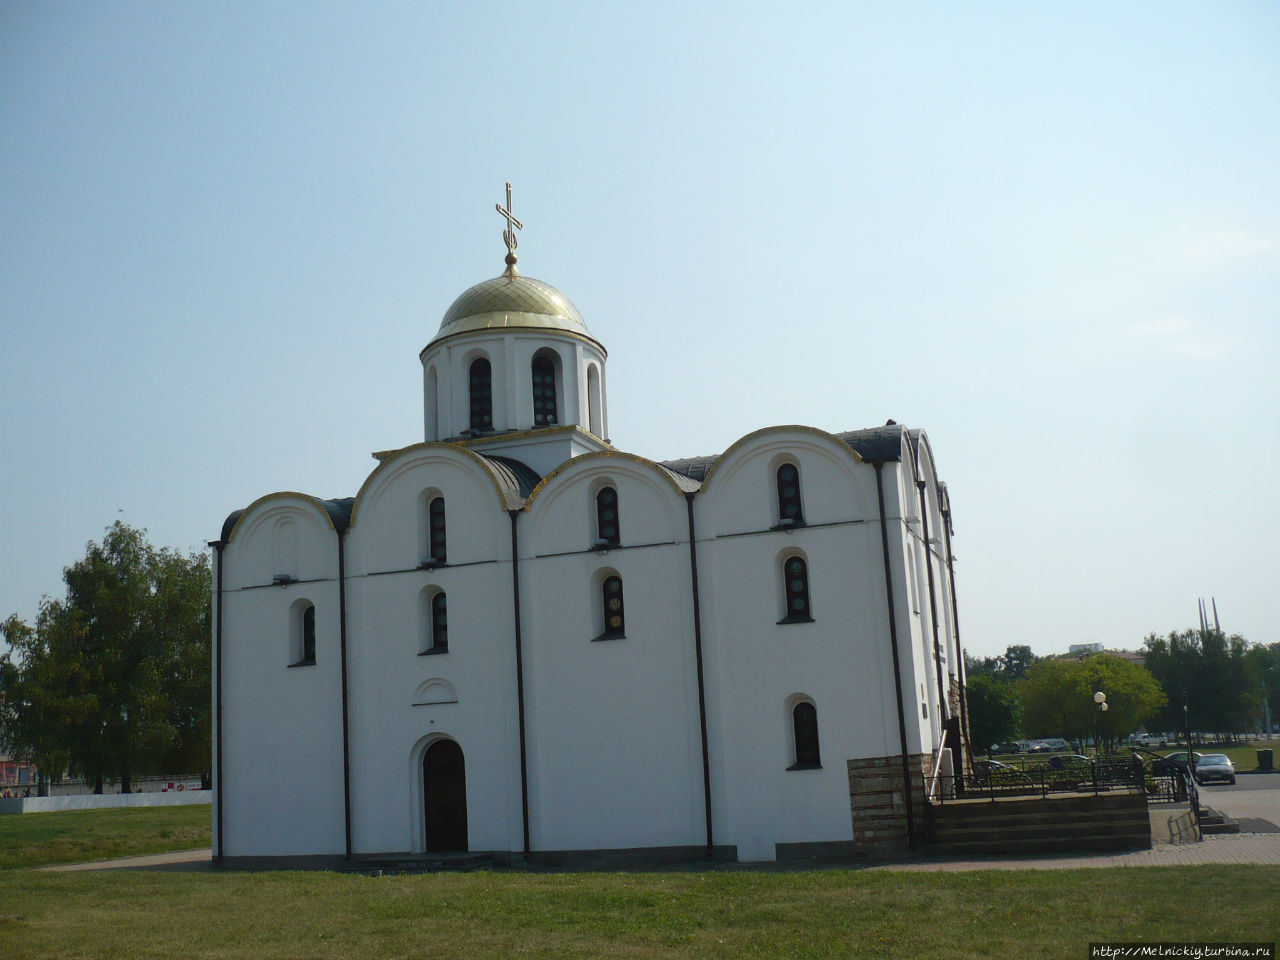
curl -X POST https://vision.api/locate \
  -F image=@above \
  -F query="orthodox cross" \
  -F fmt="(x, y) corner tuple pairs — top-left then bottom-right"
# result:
(495, 181), (523, 269)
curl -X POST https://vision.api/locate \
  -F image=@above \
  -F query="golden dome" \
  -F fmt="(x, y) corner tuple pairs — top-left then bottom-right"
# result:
(429, 273), (595, 346)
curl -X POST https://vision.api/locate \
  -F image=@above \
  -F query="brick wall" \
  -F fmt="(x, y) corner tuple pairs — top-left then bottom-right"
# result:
(847, 753), (930, 852)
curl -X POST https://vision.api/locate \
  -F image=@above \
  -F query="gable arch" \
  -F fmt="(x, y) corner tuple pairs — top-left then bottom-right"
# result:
(521, 451), (692, 551)
(349, 442), (522, 530)
(413, 677), (458, 706)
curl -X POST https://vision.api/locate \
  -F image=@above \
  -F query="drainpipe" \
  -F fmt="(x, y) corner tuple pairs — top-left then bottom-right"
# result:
(337, 529), (352, 861)
(941, 505), (970, 769)
(684, 492), (714, 857)
(212, 541), (225, 863)
(874, 462), (916, 849)
(509, 511), (531, 856)
(916, 481), (948, 723)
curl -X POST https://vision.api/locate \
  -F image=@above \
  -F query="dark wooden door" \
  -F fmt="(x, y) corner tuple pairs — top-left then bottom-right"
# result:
(423, 739), (468, 852)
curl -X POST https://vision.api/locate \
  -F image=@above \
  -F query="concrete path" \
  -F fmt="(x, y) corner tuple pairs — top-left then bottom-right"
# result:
(38, 848), (213, 872)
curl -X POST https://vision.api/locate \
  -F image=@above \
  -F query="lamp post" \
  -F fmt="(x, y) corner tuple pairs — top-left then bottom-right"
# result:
(1093, 691), (1108, 757)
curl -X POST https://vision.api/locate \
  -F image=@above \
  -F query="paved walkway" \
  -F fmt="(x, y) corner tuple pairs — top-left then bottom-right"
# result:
(33, 833), (1280, 874)
(38, 848), (213, 872)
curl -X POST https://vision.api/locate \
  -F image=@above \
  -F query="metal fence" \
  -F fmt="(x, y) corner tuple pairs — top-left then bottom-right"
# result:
(927, 755), (1149, 804)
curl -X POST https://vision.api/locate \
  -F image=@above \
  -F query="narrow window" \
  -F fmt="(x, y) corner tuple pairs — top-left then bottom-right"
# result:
(595, 486), (620, 547)
(428, 497), (447, 564)
(780, 555), (813, 623)
(776, 462), (804, 526)
(292, 603), (316, 666)
(532, 354), (558, 426)
(789, 701), (821, 769)
(426, 592), (448, 653)
(469, 358), (493, 432)
(598, 575), (625, 639)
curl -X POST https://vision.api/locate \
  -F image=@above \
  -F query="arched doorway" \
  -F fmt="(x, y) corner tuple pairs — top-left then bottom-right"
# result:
(423, 739), (468, 852)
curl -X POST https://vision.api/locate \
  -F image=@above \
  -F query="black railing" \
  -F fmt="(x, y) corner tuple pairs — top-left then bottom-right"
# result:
(927, 755), (1146, 804)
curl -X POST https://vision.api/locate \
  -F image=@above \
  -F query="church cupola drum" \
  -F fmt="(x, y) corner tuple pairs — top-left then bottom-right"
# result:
(420, 183), (609, 459)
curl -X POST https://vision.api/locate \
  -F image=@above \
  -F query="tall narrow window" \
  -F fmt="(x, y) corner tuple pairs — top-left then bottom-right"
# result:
(532, 354), (558, 426)
(291, 603), (316, 665)
(428, 497), (447, 564)
(789, 701), (821, 769)
(776, 462), (804, 526)
(780, 555), (812, 623)
(598, 575), (625, 639)
(595, 486), (620, 546)
(423, 592), (448, 654)
(469, 358), (493, 432)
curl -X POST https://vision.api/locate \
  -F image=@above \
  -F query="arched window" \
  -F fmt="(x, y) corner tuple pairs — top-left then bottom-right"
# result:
(595, 486), (620, 547)
(789, 701), (821, 769)
(428, 497), (447, 564)
(531, 354), (558, 426)
(597, 575), (625, 640)
(779, 555), (813, 623)
(587, 364), (602, 437)
(421, 591), (448, 654)
(776, 462), (804, 526)
(469, 358), (493, 432)
(290, 600), (316, 666)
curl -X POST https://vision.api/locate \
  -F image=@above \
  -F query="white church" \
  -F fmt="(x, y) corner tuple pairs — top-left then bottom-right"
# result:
(212, 187), (969, 867)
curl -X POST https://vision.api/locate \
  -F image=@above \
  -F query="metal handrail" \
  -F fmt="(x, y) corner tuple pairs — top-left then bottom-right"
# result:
(927, 728), (949, 802)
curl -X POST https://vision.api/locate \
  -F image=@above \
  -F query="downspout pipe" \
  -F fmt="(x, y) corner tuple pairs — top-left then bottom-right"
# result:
(684, 492), (714, 857)
(916, 480), (949, 723)
(211, 541), (225, 863)
(941, 506), (970, 767)
(337, 529), (352, 861)
(874, 462), (916, 849)
(509, 510), (531, 857)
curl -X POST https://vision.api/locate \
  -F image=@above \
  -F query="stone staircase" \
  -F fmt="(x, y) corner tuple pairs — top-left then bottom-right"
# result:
(927, 793), (1152, 856)
(344, 852), (497, 875)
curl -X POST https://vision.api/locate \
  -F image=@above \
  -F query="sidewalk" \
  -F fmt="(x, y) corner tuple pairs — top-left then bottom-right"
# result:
(38, 848), (213, 872)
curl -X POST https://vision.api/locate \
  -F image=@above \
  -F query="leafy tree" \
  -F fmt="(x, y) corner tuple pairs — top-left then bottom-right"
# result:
(0, 523), (210, 792)
(965, 644), (1038, 681)
(1020, 654), (1166, 751)
(965, 674), (1021, 754)
(1144, 628), (1260, 739)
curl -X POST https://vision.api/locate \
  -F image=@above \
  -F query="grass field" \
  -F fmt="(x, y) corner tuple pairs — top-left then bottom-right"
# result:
(0, 803), (210, 870)
(0, 865), (1276, 959)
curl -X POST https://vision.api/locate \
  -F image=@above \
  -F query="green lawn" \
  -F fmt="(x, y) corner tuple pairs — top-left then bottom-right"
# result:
(0, 865), (1276, 959)
(0, 803), (210, 870)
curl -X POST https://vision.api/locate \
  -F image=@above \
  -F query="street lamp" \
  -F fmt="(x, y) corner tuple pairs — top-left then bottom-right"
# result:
(1093, 691), (1108, 756)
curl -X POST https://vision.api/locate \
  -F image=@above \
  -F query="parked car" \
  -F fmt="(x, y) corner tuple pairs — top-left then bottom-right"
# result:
(1193, 754), (1236, 785)
(972, 758), (1035, 788)
(1152, 752), (1203, 776)
(1028, 741), (1053, 753)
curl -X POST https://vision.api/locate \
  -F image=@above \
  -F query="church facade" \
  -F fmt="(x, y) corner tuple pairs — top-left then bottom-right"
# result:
(212, 193), (969, 866)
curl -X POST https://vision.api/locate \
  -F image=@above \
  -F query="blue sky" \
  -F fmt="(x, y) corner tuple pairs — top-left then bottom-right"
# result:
(2, 2), (1277, 658)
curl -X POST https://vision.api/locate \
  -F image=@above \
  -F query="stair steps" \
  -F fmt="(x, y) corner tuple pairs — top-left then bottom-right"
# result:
(927, 793), (1151, 855)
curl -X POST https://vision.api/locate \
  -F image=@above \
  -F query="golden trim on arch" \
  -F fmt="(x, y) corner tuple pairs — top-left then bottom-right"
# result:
(523, 450), (694, 509)
(348, 442), (518, 527)
(419, 325), (607, 359)
(224, 491), (338, 544)
(697, 425), (868, 489)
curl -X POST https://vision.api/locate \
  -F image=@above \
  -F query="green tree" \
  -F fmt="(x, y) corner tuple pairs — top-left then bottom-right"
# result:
(1020, 654), (1166, 751)
(1144, 628), (1260, 739)
(0, 523), (211, 792)
(965, 674), (1021, 754)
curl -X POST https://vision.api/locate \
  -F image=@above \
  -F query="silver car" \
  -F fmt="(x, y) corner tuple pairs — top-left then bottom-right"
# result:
(1194, 753), (1236, 785)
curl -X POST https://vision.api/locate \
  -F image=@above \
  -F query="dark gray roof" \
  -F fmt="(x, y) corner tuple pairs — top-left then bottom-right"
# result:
(833, 424), (906, 463)
(656, 456), (718, 483)
(481, 455), (543, 504)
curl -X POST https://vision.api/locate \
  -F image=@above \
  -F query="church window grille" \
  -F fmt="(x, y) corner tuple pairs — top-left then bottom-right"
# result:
(788, 701), (821, 769)
(595, 486), (620, 547)
(779, 555), (813, 623)
(532, 355), (558, 426)
(428, 497), (447, 564)
(424, 592), (448, 654)
(598, 575), (625, 639)
(776, 462), (804, 526)
(469, 358), (493, 432)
